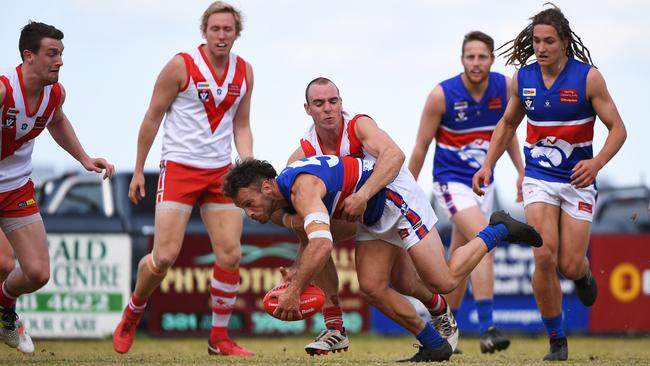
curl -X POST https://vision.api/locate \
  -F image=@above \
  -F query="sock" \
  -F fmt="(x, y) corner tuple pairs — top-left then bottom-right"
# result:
(542, 314), (565, 340)
(323, 305), (344, 332)
(426, 294), (446, 316)
(477, 224), (508, 251)
(474, 299), (494, 335)
(209, 264), (240, 343)
(416, 322), (444, 349)
(126, 293), (147, 316)
(0, 281), (17, 309)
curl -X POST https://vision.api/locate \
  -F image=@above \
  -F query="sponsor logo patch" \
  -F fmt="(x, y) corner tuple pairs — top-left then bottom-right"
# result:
(560, 88), (578, 103)
(7, 108), (19, 115)
(17, 198), (36, 207)
(523, 88), (536, 96)
(228, 83), (241, 96)
(488, 97), (502, 110)
(398, 228), (410, 240)
(454, 101), (468, 110)
(196, 82), (210, 90)
(34, 116), (47, 129)
(578, 201), (593, 213)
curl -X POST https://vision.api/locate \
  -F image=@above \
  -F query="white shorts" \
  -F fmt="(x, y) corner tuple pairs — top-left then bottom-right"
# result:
(522, 177), (597, 222)
(357, 170), (438, 250)
(432, 181), (495, 217)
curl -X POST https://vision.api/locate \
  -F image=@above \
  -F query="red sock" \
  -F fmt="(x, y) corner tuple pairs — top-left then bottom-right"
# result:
(323, 305), (344, 332)
(209, 264), (239, 343)
(426, 294), (446, 316)
(127, 293), (147, 315)
(0, 281), (17, 309)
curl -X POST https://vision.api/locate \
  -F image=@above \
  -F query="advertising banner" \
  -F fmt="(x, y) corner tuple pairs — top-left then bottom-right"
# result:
(16, 234), (132, 338)
(372, 243), (588, 334)
(147, 233), (370, 336)
(590, 235), (650, 332)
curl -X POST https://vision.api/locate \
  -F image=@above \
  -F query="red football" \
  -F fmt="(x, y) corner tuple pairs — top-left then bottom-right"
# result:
(263, 283), (325, 321)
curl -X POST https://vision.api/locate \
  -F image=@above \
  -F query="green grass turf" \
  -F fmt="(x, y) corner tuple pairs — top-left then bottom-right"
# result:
(1, 334), (649, 365)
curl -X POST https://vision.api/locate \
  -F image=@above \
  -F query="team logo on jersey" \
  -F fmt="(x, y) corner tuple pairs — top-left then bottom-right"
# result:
(560, 88), (578, 103)
(454, 101), (468, 110)
(524, 98), (535, 111)
(529, 136), (574, 167)
(2, 115), (16, 128)
(34, 116), (47, 129)
(227, 83), (241, 96)
(198, 90), (210, 102)
(455, 110), (467, 122)
(488, 97), (502, 110)
(458, 139), (489, 169)
(544, 100), (551, 108)
(523, 88), (536, 96)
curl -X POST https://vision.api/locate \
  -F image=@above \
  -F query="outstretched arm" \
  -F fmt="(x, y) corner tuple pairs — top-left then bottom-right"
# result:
(274, 175), (332, 321)
(47, 86), (114, 179)
(473, 71), (526, 195)
(408, 85), (445, 180)
(570, 68), (627, 188)
(233, 62), (254, 160)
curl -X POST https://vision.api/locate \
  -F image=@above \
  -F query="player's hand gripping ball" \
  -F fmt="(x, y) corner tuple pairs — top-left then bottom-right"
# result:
(263, 283), (325, 321)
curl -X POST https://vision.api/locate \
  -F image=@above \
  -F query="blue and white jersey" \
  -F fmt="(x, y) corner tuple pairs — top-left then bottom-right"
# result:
(433, 72), (507, 187)
(276, 155), (385, 225)
(518, 58), (596, 183)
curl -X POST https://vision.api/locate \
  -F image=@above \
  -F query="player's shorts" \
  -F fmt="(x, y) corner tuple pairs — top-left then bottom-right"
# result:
(357, 169), (438, 250)
(156, 160), (236, 211)
(432, 181), (495, 217)
(0, 180), (42, 233)
(522, 176), (597, 222)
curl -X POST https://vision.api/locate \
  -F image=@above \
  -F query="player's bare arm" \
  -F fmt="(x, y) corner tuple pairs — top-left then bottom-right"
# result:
(473, 71), (526, 195)
(570, 68), (627, 188)
(339, 116), (404, 222)
(128, 55), (186, 204)
(275, 175), (333, 321)
(47, 86), (115, 179)
(232, 62), (254, 160)
(408, 84), (445, 179)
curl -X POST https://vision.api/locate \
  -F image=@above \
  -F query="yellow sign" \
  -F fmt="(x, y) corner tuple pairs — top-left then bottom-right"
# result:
(609, 263), (641, 303)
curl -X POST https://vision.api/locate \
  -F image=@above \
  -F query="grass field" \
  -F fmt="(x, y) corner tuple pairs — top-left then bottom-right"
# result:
(1, 334), (649, 365)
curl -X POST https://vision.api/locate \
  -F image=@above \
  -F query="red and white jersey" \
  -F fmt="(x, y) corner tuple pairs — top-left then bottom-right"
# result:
(161, 46), (248, 169)
(0, 65), (62, 193)
(299, 111), (373, 160)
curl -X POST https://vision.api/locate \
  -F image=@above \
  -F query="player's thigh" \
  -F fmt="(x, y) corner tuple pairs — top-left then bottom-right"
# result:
(525, 202), (561, 270)
(451, 205), (489, 241)
(355, 239), (398, 294)
(201, 208), (243, 260)
(5, 219), (49, 277)
(557, 211), (591, 278)
(390, 248), (419, 293)
(153, 207), (192, 262)
(406, 228), (453, 292)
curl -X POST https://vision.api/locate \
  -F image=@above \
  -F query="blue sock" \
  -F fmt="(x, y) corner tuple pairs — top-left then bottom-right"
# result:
(416, 322), (444, 349)
(475, 299), (494, 335)
(477, 224), (508, 251)
(542, 314), (565, 340)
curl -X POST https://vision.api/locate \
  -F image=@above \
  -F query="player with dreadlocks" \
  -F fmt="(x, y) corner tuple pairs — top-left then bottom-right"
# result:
(472, 3), (626, 361)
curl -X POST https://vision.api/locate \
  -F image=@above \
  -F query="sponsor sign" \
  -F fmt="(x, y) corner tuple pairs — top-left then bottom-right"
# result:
(590, 235), (650, 332)
(147, 234), (370, 336)
(560, 88), (578, 103)
(17, 234), (132, 338)
(372, 243), (587, 334)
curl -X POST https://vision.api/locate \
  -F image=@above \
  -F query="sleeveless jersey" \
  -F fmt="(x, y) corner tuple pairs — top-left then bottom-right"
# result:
(277, 155), (385, 226)
(434, 72), (507, 187)
(0, 65), (62, 192)
(299, 111), (371, 160)
(161, 46), (248, 169)
(518, 58), (596, 183)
